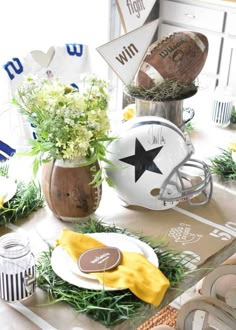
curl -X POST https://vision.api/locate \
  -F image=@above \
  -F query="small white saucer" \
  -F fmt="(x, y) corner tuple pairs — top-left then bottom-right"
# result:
(0, 176), (17, 204)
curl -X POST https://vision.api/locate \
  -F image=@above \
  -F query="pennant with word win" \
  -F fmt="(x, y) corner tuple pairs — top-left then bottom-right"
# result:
(116, 0), (157, 32)
(96, 19), (159, 86)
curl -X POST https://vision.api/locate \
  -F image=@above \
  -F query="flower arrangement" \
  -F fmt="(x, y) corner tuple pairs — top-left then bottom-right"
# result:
(13, 75), (114, 185)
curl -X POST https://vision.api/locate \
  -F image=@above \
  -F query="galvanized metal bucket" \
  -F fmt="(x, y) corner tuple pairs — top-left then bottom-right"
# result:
(135, 98), (194, 130)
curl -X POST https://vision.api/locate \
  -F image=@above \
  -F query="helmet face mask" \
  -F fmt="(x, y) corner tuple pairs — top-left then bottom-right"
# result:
(160, 158), (213, 206)
(106, 116), (212, 210)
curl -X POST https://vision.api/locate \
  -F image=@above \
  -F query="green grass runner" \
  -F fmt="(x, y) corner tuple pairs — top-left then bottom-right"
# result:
(37, 219), (189, 328)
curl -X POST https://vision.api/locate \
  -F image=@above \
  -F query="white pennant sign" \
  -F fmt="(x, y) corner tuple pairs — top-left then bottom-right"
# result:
(96, 19), (159, 86)
(116, 0), (157, 32)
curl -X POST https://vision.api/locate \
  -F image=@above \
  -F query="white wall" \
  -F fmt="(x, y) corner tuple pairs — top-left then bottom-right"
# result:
(1, 0), (110, 56)
(0, 0), (112, 101)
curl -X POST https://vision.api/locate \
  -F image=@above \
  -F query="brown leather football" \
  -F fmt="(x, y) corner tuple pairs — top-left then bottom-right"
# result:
(135, 31), (208, 89)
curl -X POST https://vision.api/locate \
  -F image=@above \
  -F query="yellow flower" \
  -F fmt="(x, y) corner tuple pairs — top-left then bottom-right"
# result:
(122, 104), (136, 121)
(229, 142), (236, 152)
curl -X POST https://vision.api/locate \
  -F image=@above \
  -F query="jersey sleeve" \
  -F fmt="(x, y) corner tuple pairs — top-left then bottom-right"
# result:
(1, 55), (35, 153)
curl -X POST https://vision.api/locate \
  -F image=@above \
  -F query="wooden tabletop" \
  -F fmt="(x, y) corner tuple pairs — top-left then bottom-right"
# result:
(0, 120), (236, 329)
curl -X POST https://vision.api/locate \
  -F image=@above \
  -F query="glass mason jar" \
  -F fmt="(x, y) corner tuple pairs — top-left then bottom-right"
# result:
(0, 233), (36, 302)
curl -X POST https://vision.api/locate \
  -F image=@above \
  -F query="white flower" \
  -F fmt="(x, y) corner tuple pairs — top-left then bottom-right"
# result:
(15, 75), (112, 165)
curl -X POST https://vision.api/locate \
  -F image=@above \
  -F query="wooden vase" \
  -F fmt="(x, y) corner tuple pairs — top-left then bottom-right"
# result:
(41, 158), (102, 222)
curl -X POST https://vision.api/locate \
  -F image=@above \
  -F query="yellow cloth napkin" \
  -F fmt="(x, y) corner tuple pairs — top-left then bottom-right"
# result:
(0, 195), (4, 209)
(229, 142), (236, 152)
(56, 229), (170, 306)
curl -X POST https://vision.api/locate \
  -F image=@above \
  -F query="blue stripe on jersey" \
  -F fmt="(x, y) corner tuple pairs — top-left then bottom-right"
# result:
(66, 44), (83, 57)
(0, 140), (16, 160)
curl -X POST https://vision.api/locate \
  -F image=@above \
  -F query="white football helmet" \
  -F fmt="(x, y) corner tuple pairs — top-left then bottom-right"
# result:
(105, 116), (212, 210)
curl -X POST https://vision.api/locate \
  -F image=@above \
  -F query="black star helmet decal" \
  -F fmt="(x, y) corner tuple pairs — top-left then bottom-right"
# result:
(119, 138), (163, 182)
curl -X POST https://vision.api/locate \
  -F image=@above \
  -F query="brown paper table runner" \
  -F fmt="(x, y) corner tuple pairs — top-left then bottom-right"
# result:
(0, 181), (235, 330)
(97, 183), (236, 270)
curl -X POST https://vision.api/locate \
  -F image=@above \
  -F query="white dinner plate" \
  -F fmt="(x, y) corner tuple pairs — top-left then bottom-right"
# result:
(51, 246), (121, 290)
(51, 232), (159, 291)
(0, 176), (17, 203)
(69, 232), (144, 280)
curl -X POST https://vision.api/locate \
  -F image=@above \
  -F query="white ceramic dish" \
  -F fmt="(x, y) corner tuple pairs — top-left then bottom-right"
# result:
(51, 232), (159, 291)
(0, 176), (17, 203)
(51, 246), (121, 290)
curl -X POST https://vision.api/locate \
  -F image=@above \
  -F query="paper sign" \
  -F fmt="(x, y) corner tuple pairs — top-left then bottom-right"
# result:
(96, 19), (159, 85)
(78, 247), (122, 273)
(116, 0), (157, 32)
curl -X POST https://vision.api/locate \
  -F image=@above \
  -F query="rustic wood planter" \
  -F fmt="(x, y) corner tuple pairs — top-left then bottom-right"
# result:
(41, 158), (102, 222)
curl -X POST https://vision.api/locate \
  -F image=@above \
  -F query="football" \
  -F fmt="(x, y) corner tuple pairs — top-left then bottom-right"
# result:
(41, 160), (102, 221)
(135, 31), (208, 89)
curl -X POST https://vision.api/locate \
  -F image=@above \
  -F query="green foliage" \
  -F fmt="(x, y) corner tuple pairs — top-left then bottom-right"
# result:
(0, 162), (9, 177)
(184, 121), (194, 134)
(210, 148), (236, 180)
(230, 106), (236, 124)
(0, 163), (44, 226)
(37, 218), (189, 328)
(37, 247), (145, 328)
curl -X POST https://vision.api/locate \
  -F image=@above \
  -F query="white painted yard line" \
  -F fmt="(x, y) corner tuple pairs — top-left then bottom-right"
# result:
(174, 206), (236, 237)
(213, 181), (236, 196)
(8, 301), (57, 330)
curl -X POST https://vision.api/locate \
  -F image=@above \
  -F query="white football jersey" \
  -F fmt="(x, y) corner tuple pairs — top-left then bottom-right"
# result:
(1, 43), (92, 153)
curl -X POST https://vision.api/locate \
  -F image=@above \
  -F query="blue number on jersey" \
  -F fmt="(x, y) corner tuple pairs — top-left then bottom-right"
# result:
(0, 140), (16, 161)
(66, 44), (83, 57)
(70, 83), (79, 90)
(3, 58), (23, 80)
(30, 123), (37, 140)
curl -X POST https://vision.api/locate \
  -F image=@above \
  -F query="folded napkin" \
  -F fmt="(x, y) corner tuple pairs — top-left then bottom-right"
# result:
(0, 195), (4, 209)
(56, 229), (170, 306)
